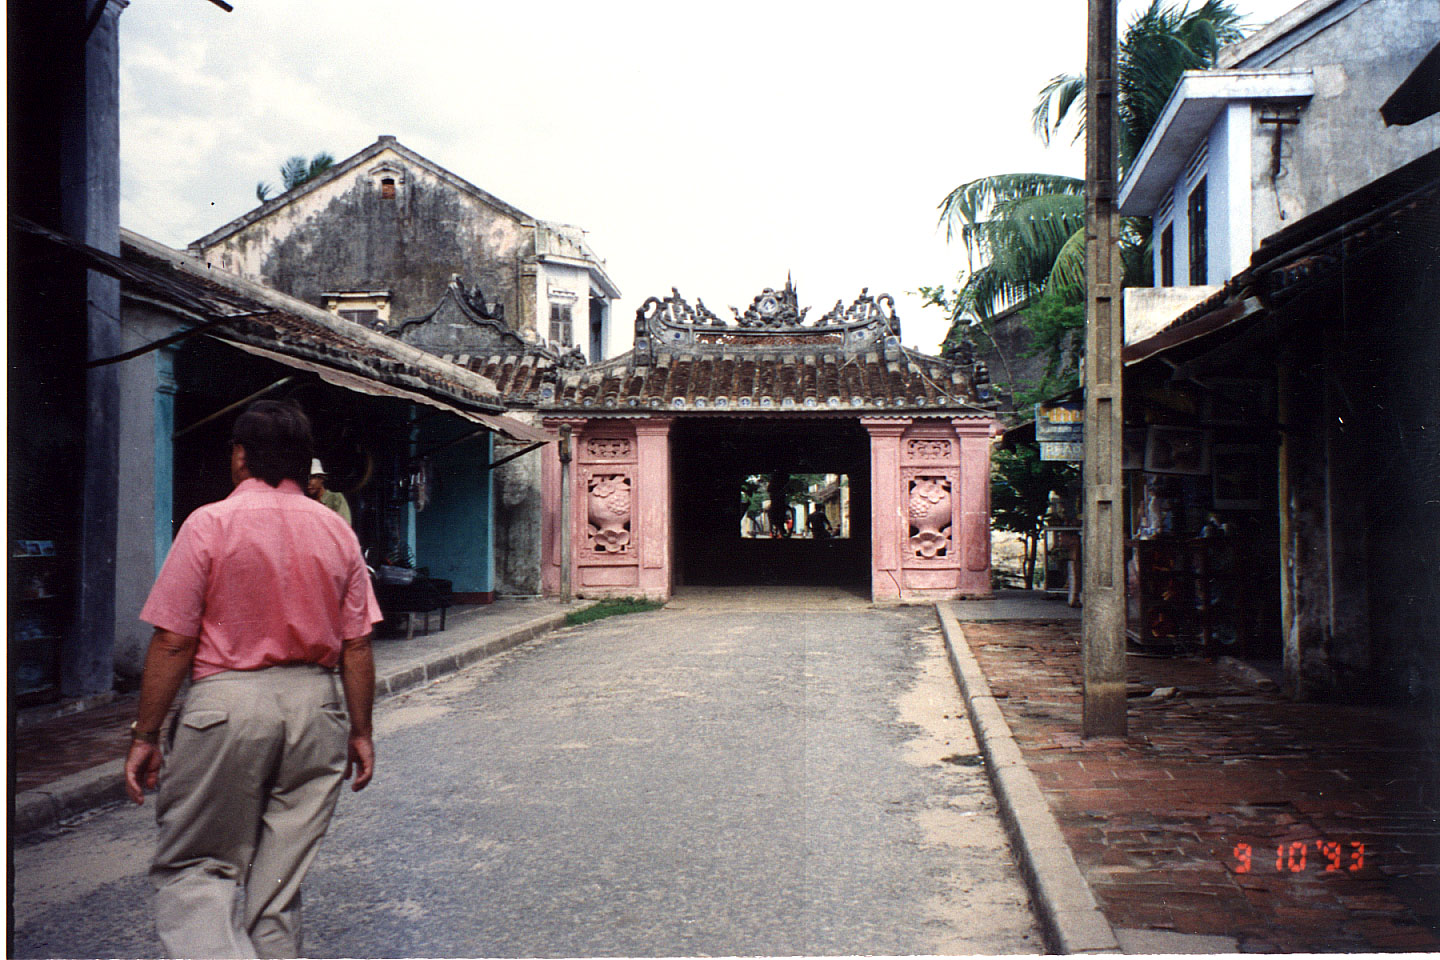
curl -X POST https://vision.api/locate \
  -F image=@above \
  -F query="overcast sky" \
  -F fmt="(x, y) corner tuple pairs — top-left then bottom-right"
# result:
(119, 0), (1302, 354)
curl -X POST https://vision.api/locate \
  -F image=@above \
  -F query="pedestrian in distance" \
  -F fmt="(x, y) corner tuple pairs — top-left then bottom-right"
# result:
(124, 399), (382, 959)
(307, 457), (352, 526)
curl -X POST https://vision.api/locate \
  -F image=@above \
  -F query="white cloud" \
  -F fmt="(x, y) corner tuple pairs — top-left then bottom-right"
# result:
(120, 0), (1304, 354)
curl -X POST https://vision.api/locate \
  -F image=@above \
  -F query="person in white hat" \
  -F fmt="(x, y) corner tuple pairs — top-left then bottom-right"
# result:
(308, 458), (352, 527)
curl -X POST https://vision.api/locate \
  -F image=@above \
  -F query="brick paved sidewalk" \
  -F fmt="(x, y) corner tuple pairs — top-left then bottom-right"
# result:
(961, 619), (1440, 953)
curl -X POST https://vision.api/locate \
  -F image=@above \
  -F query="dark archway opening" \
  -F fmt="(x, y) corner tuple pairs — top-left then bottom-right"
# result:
(671, 418), (871, 586)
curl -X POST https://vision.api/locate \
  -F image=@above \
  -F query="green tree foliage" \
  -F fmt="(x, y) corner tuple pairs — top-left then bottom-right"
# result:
(255, 151), (337, 202)
(1033, 1), (1245, 168)
(992, 446), (1079, 587)
(932, 1), (1244, 406)
(741, 472), (832, 516)
(936, 174), (1086, 322)
(1011, 292), (1086, 408)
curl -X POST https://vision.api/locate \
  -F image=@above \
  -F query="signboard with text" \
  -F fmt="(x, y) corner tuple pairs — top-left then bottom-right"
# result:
(1036, 401), (1084, 461)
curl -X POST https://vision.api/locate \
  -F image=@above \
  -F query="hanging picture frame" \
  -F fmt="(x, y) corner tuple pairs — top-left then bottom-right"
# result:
(1143, 425), (1210, 475)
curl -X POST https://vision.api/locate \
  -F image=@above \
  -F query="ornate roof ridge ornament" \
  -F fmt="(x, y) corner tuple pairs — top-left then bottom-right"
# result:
(631, 279), (905, 367)
(818, 287), (898, 335)
(730, 276), (808, 328)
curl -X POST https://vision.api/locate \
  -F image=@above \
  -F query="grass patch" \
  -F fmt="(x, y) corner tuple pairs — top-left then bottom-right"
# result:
(565, 597), (665, 626)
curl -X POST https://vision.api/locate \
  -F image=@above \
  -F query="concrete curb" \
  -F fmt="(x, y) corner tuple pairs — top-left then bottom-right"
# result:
(14, 607), (581, 839)
(935, 602), (1120, 955)
(373, 608), (576, 698)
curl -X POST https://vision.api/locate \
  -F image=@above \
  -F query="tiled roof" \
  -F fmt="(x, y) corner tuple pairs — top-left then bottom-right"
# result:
(118, 230), (503, 412)
(540, 347), (990, 414)
(458, 284), (996, 416)
(466, 353), (566, 404)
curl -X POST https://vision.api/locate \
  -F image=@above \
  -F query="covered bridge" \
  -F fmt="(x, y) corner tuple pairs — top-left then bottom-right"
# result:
(527, 282), (1001, 602)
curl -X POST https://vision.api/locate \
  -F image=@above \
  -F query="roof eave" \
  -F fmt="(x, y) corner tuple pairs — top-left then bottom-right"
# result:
(1216, 0), (1367, 68)
(123, 228), (505, 408)
(1118, 70), (1315, 216)
(534, 252), (621, 298)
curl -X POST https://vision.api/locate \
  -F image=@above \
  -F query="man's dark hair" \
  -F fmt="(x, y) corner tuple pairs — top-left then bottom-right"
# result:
(232, 399), (314, 487)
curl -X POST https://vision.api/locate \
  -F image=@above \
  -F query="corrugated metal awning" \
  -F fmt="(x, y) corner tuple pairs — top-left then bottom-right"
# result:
(218, 338), (552, 444)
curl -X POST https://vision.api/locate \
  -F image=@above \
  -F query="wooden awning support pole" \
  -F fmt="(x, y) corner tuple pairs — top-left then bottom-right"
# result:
(558, 424), (573, 603)
(173, 376), (296, 440)
(1082, 0), (1127, 737)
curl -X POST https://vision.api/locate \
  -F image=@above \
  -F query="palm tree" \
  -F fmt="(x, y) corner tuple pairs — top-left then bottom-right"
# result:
(938, 1), (1245, 334)
(937, 173), (1086, 322)
(255, 152), (337, 203)
(1033, 0), (1245, 167)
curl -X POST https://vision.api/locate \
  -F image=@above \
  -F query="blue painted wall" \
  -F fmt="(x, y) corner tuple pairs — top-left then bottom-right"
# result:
(415, 426), (493, 594)
(153, 348), (177, 576)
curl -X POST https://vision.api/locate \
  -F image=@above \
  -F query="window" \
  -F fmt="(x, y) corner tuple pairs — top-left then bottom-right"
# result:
(1187, 178), (1208, 285)
(368, 163), (405, 198)
(549, 303), (573, 346)
(339, 308), (380, 326)
(324, 291), (391, 327)
(589, 296), (605, 362)
(1160, 223), (1175, 287)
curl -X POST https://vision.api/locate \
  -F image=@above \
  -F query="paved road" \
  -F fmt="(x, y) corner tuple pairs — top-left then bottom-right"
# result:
(13, 588), (1040, 957)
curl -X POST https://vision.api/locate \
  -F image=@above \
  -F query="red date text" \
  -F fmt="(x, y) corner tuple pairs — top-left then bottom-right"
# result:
(1232, 841), (1365, 874)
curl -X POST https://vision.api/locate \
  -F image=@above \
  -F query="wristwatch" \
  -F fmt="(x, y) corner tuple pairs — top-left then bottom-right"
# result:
(129, 721), (160, 745)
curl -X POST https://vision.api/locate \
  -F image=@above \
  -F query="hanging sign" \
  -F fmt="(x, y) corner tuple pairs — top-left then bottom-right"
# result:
(1036, 401), (1084, 461)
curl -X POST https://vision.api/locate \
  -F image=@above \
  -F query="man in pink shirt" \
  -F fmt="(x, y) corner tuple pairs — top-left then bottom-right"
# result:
(124, 399), (382, 959)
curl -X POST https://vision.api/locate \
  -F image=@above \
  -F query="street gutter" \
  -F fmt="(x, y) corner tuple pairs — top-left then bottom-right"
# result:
(936, 601), (1121, 955)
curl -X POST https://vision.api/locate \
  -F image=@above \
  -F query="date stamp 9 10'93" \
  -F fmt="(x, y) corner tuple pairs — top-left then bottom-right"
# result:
(1234, 841), (1366, 874)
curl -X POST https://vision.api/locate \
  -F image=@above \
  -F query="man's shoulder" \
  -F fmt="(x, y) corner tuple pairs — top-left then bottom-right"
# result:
(208, 482), (336, 523)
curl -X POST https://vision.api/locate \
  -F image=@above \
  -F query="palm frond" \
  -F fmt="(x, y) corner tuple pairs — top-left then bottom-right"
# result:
(1118, 0), (1247, 164)
(1032, 74), (1086, 147)
(938, 173), (1084, 250)
(306, 152), (336, 181)
(1044, 226), (1088, 299)
(280, 155), (310, 191)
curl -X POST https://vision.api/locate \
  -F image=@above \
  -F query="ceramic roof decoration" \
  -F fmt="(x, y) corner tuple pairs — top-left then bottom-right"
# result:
(458, 281), (996, 416)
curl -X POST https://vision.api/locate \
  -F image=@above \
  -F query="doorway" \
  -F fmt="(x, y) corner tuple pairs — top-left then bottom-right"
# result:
(669, 418), (871, 587)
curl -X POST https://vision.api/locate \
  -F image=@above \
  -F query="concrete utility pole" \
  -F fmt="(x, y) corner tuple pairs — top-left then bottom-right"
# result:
(1082, 0), (1127, 737)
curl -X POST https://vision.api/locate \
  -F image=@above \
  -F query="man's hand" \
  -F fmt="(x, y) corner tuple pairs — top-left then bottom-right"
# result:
(123, 628), (197, 805)
(345, 733), (374, 791)
(339, 632), (375, 792)
(125, 740), (164, 805)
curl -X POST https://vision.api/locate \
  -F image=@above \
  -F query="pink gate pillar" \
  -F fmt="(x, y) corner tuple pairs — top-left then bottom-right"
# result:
(541, 417), (673, 601)
(863, 417), (997, 601)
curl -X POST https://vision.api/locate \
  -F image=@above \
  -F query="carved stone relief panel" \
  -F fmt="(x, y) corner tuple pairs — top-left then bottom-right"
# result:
(586, 473), (633, 555)
(906, 439), (952, 460)
(907, 474), (954, 560)
(585, 437), (633, 460)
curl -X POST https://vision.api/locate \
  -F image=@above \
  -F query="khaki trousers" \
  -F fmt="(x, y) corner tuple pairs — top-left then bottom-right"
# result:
(151, 665), (348, 959)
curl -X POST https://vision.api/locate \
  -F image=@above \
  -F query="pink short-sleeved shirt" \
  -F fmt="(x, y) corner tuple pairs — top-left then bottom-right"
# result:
(141, 477), (383, 680)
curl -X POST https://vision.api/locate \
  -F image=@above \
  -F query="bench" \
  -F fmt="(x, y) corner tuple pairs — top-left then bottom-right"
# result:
(374, 576), (452, 635)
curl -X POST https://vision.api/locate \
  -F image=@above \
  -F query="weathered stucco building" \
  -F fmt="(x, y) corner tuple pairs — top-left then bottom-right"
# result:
(189, 137), (618, 596)
(190, 136), (620, 358)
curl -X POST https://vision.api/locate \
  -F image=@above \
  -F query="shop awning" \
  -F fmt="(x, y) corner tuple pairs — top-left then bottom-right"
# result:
(218, 338), (552, 444)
